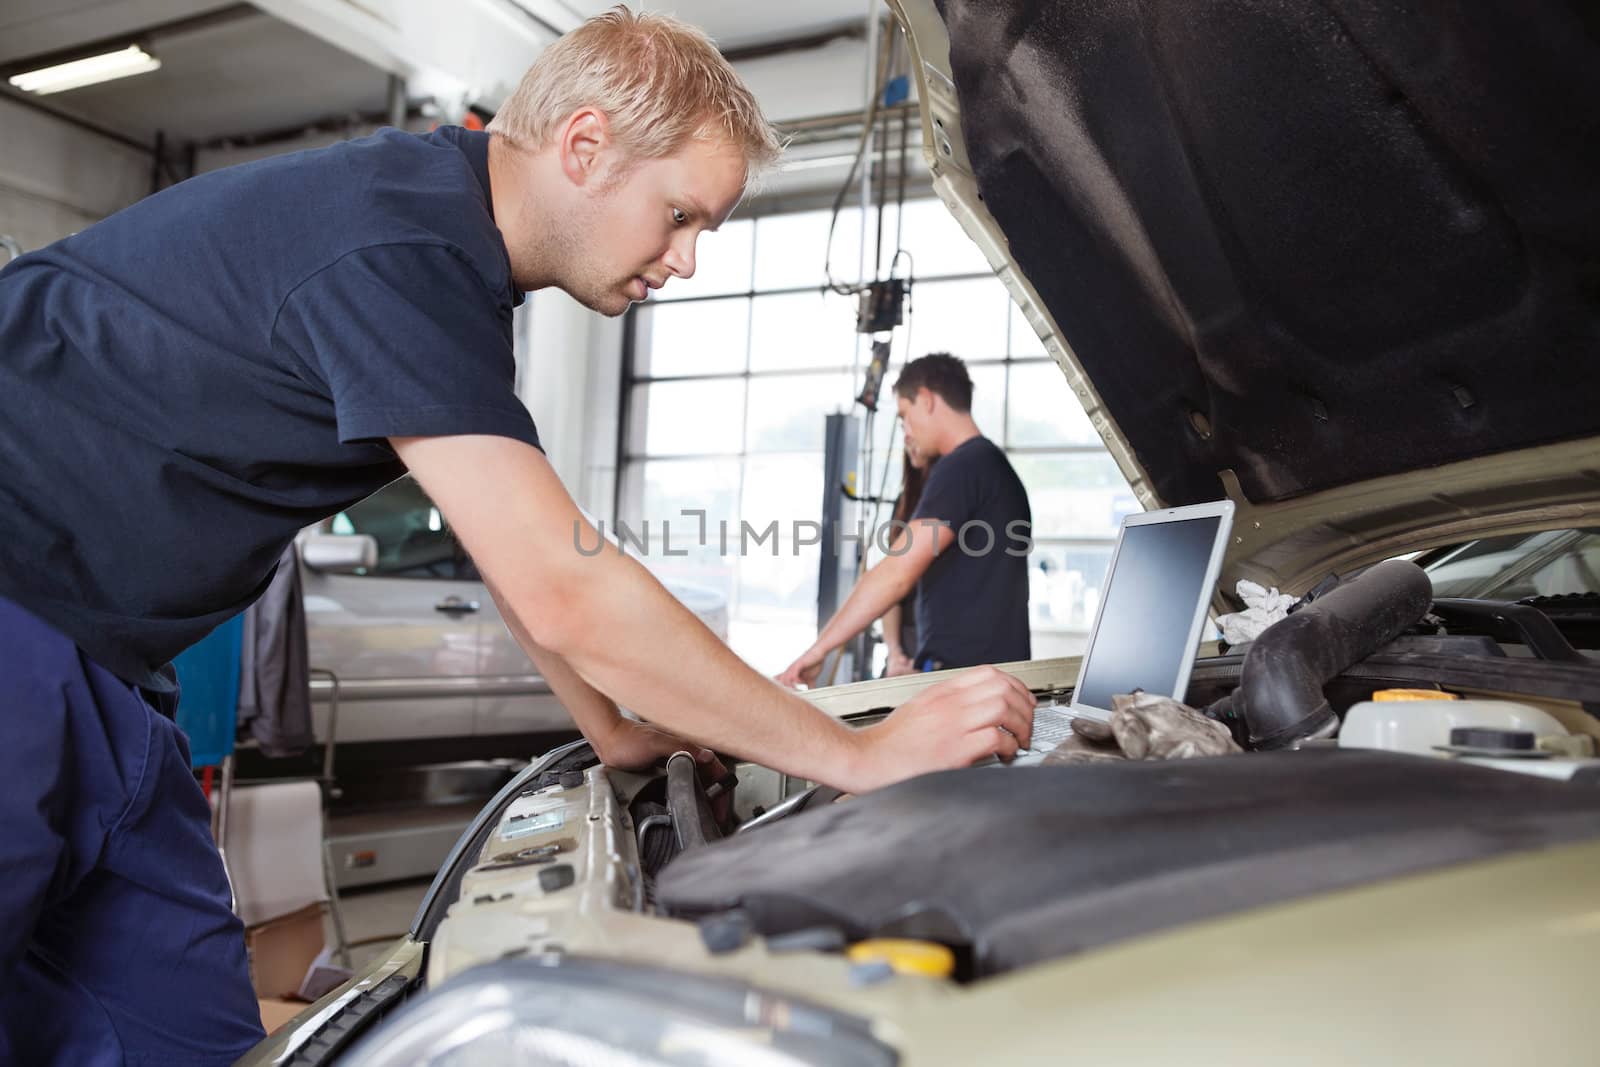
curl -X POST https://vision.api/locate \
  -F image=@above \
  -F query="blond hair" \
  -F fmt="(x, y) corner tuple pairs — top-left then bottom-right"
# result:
(488, 5), (783, 184)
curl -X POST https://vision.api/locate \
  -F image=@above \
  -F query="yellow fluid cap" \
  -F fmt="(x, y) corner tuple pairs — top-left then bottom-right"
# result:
(846, 939), (955, 978)
(1372, 688), (1460, 702)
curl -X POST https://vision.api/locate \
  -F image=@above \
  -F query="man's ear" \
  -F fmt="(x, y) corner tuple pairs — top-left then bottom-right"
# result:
(557, 108), (612, 188)
(918, 386), (939, 414)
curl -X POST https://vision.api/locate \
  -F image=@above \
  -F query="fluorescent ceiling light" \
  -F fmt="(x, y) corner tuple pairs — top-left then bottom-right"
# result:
(9, 45), (161, 95)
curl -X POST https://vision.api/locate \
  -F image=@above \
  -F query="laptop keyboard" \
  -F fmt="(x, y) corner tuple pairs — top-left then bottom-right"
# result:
(987, 702), (1088, 767)
(973, 699), (1109, 768)
(1026, 704), (1079, 751)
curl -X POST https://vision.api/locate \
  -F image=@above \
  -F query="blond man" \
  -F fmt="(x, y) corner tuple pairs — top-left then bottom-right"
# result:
(0, 10), (1033, 1062)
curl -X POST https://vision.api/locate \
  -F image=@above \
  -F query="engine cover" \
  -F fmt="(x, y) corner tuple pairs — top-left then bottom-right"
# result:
(657, 751), (1600, 976)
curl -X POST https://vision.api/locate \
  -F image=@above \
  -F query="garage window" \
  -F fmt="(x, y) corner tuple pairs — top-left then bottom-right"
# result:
(620, 201), (1135, 671)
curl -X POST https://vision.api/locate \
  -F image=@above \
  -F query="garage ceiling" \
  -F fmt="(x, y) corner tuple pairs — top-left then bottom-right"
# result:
(0, 0), (232, 65)
(2, 5), (391, 145)
(0, 0), (877, 149)
(639, 0), (868, 51)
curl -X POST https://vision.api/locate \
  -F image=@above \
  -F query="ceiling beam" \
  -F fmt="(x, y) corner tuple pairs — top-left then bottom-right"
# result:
(250, 0), (571, 118)
(721, 19), (867, 64)
(0, 3), (256, 79)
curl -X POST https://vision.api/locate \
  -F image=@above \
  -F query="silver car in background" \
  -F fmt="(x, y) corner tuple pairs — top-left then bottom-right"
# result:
(297, 475), (728, 748)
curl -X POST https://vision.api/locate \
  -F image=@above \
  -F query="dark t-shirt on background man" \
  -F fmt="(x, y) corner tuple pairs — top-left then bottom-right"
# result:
(910, 435), (1031, 668)
(0, 126), (540, 690)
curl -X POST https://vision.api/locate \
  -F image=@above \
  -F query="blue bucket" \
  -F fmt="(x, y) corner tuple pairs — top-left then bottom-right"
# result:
(171, 614), (244, 769)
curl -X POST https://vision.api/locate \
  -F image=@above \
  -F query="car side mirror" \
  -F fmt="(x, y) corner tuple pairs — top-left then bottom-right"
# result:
(301, 532), (378, 574)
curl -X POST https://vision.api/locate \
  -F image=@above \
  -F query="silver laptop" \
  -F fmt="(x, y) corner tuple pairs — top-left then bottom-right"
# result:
(1011, 500), (1235, 764)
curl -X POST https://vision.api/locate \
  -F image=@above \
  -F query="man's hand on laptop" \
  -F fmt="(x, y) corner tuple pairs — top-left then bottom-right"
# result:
(846, 666), (1037, 791)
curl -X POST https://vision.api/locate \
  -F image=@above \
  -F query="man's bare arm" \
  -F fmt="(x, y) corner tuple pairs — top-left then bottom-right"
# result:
(777, 521), (945, 688)
(392, 435), (1035, 791)
(483, 580), (713, 770)
(882, 601), (905, 658)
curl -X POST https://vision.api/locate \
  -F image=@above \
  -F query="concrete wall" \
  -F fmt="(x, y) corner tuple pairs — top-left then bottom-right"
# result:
(514, 290), (626, 520)
(0, 96), (150, 254)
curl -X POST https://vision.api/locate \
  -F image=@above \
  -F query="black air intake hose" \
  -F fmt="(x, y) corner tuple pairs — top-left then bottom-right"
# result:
(666, 752), (722, 852)
(1238, 559), (1435, 749)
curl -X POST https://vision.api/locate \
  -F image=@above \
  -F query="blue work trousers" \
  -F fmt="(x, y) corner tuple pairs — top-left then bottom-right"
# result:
(0, 596), (265, 1066)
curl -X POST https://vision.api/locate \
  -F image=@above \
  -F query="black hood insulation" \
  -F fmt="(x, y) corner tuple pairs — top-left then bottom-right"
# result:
(657, 751), (1600, 977)
(933, 0), (1600, 504)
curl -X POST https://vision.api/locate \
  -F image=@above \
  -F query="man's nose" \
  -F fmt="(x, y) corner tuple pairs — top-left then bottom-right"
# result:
(663, 234), (696, 280)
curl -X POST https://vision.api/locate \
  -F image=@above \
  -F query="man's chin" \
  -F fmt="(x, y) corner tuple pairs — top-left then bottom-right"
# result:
(592, 298), (632, 318)
(565, 286), (634, 318)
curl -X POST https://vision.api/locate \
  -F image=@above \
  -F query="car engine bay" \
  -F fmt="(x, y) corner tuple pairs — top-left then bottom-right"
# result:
(412, 562), (1600, 979)
(267, 563), (1600, 1064)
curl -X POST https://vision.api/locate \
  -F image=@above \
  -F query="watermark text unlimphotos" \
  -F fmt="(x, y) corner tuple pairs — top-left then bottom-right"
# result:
(574, 509), (1033, 558)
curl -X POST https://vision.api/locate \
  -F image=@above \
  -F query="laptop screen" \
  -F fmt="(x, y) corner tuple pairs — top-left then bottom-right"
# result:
(1073, 514), (1225, 712)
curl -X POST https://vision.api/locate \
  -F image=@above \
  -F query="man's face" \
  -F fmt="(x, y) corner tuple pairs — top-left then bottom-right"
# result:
(559, 137), (747, 317)
(897, 390), (937, 461)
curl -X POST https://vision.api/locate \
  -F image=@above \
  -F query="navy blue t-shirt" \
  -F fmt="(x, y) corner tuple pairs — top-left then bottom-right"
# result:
(0, 126), (540, 690)
(911, 436), (1032, 668)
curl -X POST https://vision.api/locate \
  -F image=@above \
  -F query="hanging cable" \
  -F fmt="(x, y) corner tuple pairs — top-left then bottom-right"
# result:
(873, 29), (894, 283)
(822, 17), (921, 681)
(823, 16), (897, 296)
(894, 95), (911, 266)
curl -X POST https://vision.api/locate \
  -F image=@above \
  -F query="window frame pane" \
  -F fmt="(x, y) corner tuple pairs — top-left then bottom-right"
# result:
(621, 196), (1139, 669)
(634, 297), (750, 378)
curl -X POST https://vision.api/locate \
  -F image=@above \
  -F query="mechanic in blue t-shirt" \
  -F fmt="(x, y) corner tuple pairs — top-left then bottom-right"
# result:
(779, 353), (1033, 688)
(0, 14), (1035, 1064)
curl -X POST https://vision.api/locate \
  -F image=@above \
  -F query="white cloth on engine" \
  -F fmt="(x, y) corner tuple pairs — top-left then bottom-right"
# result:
(1215, 579), (1297, 646)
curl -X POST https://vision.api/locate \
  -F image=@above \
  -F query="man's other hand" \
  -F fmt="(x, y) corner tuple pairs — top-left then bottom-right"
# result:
(885, 649), (917, 677)
(845, 666), (1036, 792)
(596, 719), (733, 823)
(596, 717), (717, 773)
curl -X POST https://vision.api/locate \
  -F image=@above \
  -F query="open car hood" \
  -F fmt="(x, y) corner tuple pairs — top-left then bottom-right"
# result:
(891, 0), (1600, 595)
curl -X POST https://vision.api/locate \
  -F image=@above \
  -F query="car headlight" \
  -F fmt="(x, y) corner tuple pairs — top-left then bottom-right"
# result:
(342, 955), (897, 1067)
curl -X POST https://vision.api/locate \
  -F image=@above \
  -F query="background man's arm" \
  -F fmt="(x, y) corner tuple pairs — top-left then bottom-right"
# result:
(391, 435), (1035, 792)
(881, 601), (915, 677)
(777, 520), (947, 688)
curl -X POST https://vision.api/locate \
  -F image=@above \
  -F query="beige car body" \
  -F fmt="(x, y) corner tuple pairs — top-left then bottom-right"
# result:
(247, 716), (1600, 1066)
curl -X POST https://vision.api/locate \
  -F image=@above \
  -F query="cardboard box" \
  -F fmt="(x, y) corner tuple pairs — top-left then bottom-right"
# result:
(226, 781), (328, 927)
(245, 901), (326, 1000)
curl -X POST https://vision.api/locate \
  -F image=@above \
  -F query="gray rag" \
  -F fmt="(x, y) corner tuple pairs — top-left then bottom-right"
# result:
(1042, 690), (1241, 766)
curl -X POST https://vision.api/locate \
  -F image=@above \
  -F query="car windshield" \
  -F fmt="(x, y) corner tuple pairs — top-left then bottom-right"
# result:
(1423, 529), (1600, 600)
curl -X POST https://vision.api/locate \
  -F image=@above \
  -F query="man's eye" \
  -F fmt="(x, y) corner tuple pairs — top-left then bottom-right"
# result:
(672, 208), (688, 225)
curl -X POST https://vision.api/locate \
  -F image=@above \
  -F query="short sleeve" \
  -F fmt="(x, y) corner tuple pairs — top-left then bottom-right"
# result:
(273, 242), (541, 450)
(912, 448), (981, 528)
